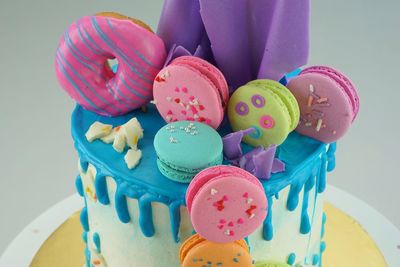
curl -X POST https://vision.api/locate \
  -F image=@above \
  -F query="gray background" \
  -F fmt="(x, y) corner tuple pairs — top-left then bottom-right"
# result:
(1, 0), (399, 255)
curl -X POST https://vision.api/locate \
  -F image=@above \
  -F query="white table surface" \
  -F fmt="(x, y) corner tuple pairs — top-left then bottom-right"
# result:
(1, 0), (399, 255)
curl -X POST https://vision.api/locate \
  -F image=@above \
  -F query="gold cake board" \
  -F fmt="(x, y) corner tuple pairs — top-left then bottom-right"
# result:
(30, 203), (387, 267)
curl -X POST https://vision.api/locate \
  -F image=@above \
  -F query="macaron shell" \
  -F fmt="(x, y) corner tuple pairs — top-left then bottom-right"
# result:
(301, 66), (359, 120)
(153, 62), (225, 129)
(179, 234), (250, 263)
(156, 153), (223, 183)
(189, 172), (267, 243)
(180, 236), (252, 267)
(186, 165), (264, 213)
(287, 73), (354, 143)
(228, 82), (292, 147)
(173, 56), (229, 105)
(154, 121), (223, 182)
(248, 80), (300, 130)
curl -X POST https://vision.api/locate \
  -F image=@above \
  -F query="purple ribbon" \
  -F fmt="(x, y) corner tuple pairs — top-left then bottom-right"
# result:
(158, 0), (310, 89)
(223, 129), (285, 180)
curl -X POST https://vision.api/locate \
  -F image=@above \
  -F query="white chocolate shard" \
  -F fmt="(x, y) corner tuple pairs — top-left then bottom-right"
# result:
(113, 130), (126, 153)
(80, 164), (97, 202)
(100, 128), (117, 144)
(124, 118), (144, 149)
(85, 122), (112, 142)
(124, 149), (142, 169)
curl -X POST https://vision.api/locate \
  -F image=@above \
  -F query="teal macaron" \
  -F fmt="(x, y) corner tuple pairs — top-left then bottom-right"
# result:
(228, 79), (300, 147)
(154, 121), (223, 183)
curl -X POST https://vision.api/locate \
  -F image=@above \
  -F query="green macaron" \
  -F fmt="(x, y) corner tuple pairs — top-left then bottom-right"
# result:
(228, 79), (300, 147)
(154, 121), (223, 183)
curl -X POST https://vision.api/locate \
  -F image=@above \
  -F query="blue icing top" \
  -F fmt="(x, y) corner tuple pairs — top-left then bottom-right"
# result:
(72, 104), (329, 242)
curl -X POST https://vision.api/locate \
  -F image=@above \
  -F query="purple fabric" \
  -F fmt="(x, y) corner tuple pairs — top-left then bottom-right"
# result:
(272, 159), (286, 173)
(157, 0), (310, 89)
(223, 128), (255, 160)
(222, 129), (285, 180)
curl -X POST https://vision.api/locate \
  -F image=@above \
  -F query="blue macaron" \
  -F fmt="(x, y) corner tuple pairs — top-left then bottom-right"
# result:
(154, 121), (223, 183)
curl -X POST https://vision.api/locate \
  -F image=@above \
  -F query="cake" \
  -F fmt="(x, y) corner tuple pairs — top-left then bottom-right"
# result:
(54, 1), (359, 266)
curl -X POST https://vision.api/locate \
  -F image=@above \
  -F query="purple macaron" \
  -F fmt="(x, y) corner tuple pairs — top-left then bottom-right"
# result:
(287, 66), (360, 143)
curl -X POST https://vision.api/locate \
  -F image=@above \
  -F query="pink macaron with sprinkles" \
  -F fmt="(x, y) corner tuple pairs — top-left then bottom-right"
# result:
(153, 56), (229, 129)
(186, 165), (268, 243)
(287, 66), (360, 143)
(55, 12), (167, 116)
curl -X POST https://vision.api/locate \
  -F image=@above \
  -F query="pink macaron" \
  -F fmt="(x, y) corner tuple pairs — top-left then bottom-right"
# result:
(287, 66), (360, 143)
(153, 56), (229, 129)
(186, 165), (268, 243)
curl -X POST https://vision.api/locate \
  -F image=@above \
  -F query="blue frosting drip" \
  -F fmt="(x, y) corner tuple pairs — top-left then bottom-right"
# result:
(287, 252), (296, 265)
(80, 158), (89, 172)
(82, 231), (88, 243)
(312, 254), (320, 265)
(320, 241), (326, 253)
(287, 182), (302, 211)
(84, 247), (91, 267)
(76, 175), (84, 197)
(80, 206), (89, 232)
(71, 104), (329, 242)
(94, 174), (110, 205)
(318, 153), (327, 194)
(93, 232), (101, 253)
(169, 201), (182, 243)
(300, 175), (315, 234)
(321, 212), (327, 238)
(262, 196), (274, 241)
(327, 143), (336, 172)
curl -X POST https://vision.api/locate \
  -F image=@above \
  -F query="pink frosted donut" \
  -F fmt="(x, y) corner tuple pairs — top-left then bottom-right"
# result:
(55, 13), (167, 116)
(186, 165), (268, 243)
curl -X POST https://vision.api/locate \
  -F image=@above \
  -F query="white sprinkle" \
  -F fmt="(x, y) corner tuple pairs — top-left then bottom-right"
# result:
(224, 230), (231, 236)
(166, 97), (172, 102)
(170, 125), (175, 129)
(150, 100), (158, 105)
(193, 114), (199, 119)
(193, 131), (198, 135)
(246, 198), (253, 204)
(309, 84), (315, 93)
(305, 122), (312, 127)
(249, 214), (256, 219)
(169, 137), (178, 143)
(316, 119), (323, 132)
(162, 70), (170, 78)
(211, 188), (218, 195)
(180, 126), (184, 130)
